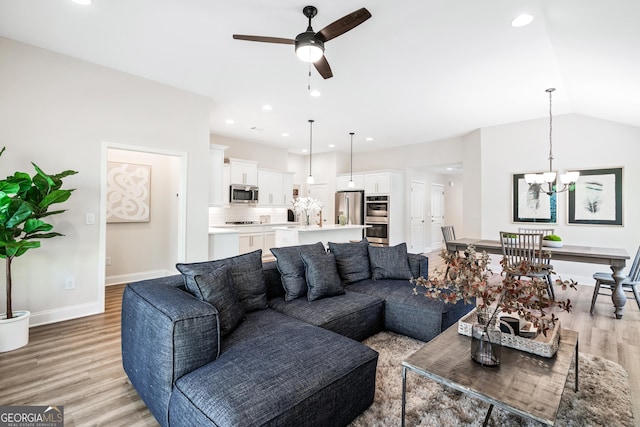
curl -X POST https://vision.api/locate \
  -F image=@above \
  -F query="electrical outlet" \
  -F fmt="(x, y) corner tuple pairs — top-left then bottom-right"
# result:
(105, 257), (111, 266)
(65, 278), (75, 290)
(86, 213), (95, 225)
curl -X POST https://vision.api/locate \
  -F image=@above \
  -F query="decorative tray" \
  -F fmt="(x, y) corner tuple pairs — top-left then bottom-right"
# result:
(458, 308), (561, 358)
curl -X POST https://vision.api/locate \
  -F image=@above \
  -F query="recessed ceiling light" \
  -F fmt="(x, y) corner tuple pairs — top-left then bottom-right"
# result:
(511, 14), (534, 27)
(301, 149), (308, 153)
(281, 132), (289, 137)
(225, 119), (235, 125)
(262, 104), (272, 111)
(310, 90), (321, 97)
(365, 137), (373, 142)
(328, 144), (335, 148)
(72, 0), (92, 5)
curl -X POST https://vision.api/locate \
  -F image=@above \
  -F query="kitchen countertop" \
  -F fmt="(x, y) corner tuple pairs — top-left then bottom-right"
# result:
(208, 227), (240, 235)
(211, 222), (298, 228)
(271, 224), (370, 231)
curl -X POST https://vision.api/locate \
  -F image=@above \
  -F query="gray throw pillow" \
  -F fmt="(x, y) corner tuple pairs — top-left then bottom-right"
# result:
(193, 267), (245, 338)
(368, 242), (413, 280)
(328, 239), (371, 284)
(300, 252), (345, 301)
(270, 242), (327, 301)
(176, 250), (267, 312)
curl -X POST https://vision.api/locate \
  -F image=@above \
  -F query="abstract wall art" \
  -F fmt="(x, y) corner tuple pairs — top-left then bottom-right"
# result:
(107, 162), (151, 223)
(568, 167), (623, 225)
(512, 173), (557, 224)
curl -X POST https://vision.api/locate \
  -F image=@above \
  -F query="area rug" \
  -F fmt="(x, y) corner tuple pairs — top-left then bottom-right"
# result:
(349, 332), (635, 427)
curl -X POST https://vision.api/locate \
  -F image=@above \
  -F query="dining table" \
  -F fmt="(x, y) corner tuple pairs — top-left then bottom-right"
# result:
(446, 238), (631, 319)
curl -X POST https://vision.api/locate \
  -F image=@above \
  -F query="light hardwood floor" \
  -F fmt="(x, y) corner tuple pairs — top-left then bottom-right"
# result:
(0, 251), (638, 426)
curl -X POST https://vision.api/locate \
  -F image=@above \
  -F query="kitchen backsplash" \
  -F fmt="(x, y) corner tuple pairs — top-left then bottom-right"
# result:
(209, 206), (288, 225)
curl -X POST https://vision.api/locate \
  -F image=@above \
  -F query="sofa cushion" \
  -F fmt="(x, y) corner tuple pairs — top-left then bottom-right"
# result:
(368, 242), (413, 280)
(170, 309), (378, 427)
(301, 252), (345, 301)
(328, 239), (371, 284)
(176, 250), (267, 312)
(270, 242), (327, 301)
(193, 268), (245, 338)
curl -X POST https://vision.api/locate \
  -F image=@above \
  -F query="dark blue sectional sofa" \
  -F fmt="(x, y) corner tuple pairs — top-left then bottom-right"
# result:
(121, 240), (473, 427)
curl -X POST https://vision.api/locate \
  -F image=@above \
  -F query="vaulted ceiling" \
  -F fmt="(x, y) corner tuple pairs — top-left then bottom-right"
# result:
(1, 0), (639, 154)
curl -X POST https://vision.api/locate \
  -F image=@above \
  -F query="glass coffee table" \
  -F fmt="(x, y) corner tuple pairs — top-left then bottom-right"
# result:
(401, 324), (579, 426)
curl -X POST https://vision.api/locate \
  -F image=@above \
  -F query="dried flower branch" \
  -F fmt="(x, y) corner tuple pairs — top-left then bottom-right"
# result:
(411, 244), (577, 336)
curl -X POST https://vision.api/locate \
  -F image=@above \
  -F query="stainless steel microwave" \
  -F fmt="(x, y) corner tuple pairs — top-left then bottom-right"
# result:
(230, 185), (259, 204)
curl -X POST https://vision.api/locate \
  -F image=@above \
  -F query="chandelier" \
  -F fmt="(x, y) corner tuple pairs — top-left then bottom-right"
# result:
(524, 88), (579, 195)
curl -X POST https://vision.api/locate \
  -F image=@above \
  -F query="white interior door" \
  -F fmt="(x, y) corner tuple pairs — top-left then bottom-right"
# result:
(410, 181), (425, 253)
(430, 184), (445, 249)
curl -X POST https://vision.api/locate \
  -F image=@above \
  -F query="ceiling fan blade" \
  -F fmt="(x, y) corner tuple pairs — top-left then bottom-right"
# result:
(233, 35), (295, 45)
(316, 8), (371, 43)
(313, 56), (333, 79)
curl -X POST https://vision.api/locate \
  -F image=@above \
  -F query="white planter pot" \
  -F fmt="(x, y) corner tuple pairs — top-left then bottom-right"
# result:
(543, 240), (563, 248)
(0, 310), (30, 352)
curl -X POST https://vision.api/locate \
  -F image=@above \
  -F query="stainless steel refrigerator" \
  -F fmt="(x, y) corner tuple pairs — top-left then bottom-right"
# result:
(335, 190), (365, 226)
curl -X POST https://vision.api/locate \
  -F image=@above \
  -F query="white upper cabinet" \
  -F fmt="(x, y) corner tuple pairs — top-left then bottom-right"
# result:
(364, 172), (391, 194)
(227, 158), (258, 186)
(336, 174), (365, 191)
(258, 169), (294, 206)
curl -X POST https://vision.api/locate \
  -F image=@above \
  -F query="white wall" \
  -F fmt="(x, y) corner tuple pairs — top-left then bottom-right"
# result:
(0, 37), (211, 326)
(479, 114), (640, 283)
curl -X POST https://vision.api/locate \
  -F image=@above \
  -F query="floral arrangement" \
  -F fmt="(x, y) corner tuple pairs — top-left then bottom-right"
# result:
(292, 197), (323, 225)
(411, 245), (576, 336)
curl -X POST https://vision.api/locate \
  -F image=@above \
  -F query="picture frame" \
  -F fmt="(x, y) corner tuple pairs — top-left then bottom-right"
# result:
(512, 173), (557, 224)
(568, 167), (622, 226)
(106, 162), (151, 223)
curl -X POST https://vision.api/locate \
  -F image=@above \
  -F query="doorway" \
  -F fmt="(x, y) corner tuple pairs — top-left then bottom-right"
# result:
(99, 142), (187, 308)
(430, 184), (445, 250)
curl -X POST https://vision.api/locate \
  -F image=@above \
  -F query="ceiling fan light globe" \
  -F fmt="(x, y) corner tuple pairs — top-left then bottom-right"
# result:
(295, 32), (324, 62)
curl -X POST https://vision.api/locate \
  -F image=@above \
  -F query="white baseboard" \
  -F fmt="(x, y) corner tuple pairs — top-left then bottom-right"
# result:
(105, 269), (174, 286)
(29, 302), (103, 328)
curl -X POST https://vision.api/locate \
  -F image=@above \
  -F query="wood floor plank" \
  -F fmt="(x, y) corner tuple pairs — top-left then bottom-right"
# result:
(0, 251), (637, 425)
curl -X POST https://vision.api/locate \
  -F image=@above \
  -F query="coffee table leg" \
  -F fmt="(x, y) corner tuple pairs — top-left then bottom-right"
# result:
(575, 338), (579, 392)
(483, 404), (494, 427)
(401, 366), (407, 427)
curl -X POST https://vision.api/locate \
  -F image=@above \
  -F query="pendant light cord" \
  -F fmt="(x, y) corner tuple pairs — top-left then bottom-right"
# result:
(308, 119), (314, 178)
(349, 132), (354, 181)
(547, 88), (555, 173)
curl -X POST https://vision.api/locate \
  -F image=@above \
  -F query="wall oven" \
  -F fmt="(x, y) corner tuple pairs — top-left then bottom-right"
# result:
(365, 195), (389, 245)
(230, 184), (259, 204)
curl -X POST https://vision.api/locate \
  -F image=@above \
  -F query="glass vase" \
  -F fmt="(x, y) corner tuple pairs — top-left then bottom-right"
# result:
(471, 309), (501, 367)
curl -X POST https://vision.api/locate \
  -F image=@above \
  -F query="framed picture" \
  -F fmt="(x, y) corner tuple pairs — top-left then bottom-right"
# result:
(107, 162), (151, 223)
(568, 167), (622, 225)
(512, 173), (557, 223)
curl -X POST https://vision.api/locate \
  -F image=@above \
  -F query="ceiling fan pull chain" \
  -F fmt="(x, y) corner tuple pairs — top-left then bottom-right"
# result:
(308, 62), (312, 91)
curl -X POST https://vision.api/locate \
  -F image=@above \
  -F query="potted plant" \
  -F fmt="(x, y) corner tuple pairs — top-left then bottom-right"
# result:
(542, 234), (563, 248)
(0, 147), (77, 352)
(411, 245), (575, 365)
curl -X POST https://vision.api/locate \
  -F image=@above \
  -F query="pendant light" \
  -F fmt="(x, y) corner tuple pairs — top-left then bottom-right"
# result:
(524, 88), (579, 195)
(348, 132), (355, 188)
(307, 119), (315, 184)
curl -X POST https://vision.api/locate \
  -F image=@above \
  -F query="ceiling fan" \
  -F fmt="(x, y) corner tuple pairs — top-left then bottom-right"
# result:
(233, 6), (371, 79)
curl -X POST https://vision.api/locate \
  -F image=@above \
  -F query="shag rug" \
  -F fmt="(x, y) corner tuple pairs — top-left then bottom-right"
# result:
(349, 332), (635, 427)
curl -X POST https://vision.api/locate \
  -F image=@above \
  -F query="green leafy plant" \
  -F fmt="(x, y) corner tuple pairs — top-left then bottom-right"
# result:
(411, 245), (576, 336)
(502, 233), (518, 239)
(543, 234), (562, 241)
(0, 147), (78, 319)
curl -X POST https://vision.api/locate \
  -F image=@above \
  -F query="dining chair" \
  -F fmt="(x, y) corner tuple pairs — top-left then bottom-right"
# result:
(518, 227), (555, 298)
(500, 231), (555, 299)
(590, 246), (640, 315)
(441, 226), (457, 278)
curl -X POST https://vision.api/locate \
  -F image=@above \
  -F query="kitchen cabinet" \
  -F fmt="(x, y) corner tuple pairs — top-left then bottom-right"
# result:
(227, 158), (258, 185)
(208, 228), (239, 260)
(336, 174), (364, 190)
(364, 173), (391, 194)
(258, 169), (294, 206)
(209, 144), (228, 206)
(238, 231), (264, 255)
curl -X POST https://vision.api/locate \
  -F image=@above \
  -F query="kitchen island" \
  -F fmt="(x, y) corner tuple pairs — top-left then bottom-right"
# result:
(273, 224), (369, 248)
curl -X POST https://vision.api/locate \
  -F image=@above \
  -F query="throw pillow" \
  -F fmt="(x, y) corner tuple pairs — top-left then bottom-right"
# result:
(270, 242), (327, 301)
(300, 252), (345, 301)
(328, 239), (371, 284)
(368, 242), (413, 280)
(176, 249), (267, 312)
(193, 267), (245, 338)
